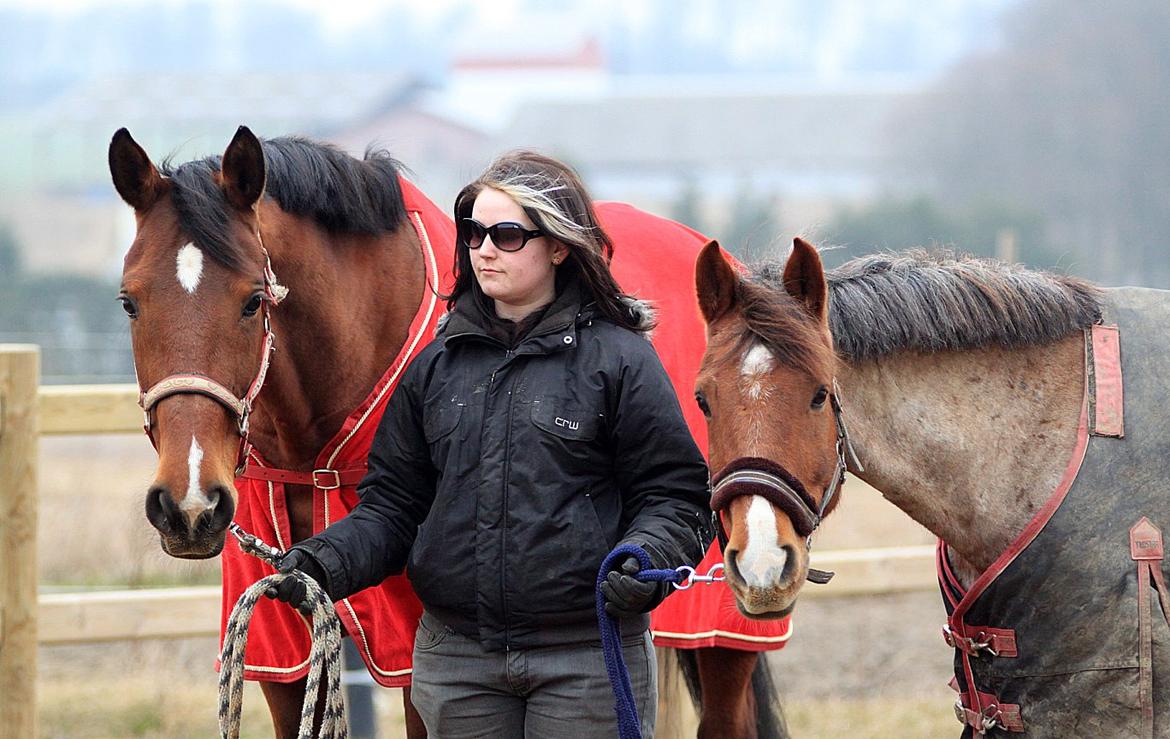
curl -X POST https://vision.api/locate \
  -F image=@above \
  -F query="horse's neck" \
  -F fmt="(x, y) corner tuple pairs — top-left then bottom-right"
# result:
(838, 334), (1085, 575)
(249, 207), (425, 469)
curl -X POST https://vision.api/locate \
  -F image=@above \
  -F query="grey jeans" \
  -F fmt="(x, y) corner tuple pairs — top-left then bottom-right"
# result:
(410, 611), (658, 738)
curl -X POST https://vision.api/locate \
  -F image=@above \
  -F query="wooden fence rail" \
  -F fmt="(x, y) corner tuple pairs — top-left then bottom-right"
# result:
(35, 546), (937, 646)
(0, 348), (938, 735)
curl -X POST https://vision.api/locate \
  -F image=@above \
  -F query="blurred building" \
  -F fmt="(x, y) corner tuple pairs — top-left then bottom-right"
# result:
(1, 36), (918, 276)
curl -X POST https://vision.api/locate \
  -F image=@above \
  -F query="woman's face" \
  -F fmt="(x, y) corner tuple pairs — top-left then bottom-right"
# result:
(469, 187), (568, 320)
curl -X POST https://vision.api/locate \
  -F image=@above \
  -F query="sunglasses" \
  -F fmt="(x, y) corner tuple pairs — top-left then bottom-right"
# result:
(459, 218), (544, 253)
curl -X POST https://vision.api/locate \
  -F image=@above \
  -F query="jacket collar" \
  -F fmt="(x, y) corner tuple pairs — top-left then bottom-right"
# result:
(442, 280), (584, 354)
(437, 281), (658, 349)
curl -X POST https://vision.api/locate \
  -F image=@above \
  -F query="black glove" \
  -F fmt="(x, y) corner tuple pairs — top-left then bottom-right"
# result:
(264, 548), (328, 615)
(601, 556), (669, 619)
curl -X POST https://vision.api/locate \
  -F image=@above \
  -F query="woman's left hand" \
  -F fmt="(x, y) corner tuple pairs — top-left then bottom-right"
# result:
(601, 557), (666, 619)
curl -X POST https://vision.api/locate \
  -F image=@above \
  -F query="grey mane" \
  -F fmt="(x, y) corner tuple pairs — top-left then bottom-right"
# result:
(754, 250), (1103, 362)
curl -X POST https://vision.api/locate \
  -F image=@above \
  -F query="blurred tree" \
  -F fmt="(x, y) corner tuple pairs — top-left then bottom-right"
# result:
(0, 222), (21, 282)
(723, 183), (782, 265)
(670, 177), (707, 235)
(892, 0), (1170, 285)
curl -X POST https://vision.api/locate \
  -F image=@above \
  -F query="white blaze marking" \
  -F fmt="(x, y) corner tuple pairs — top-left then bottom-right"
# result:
(740, 344), (775, 401)
(739, 495), (789, 588)
(180, 436), (212, 515)
(176, 243), (204, 294)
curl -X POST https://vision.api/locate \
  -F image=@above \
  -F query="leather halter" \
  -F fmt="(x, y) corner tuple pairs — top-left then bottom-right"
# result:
(137, 238), (287, 475)
(709, 380), (863, 584)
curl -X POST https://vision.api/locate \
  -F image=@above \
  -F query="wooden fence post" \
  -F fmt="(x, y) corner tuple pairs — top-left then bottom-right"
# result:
(0, 345), (39, 737)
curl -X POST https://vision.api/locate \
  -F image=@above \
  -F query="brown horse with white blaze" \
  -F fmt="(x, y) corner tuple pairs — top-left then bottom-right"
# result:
(111, 126), (429, 737)
(694, 239), (847, 619)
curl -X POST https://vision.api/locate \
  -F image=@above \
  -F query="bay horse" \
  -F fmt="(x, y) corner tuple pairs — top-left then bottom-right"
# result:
(110, 128), (787, 738)
(695, 238), (1170, 735)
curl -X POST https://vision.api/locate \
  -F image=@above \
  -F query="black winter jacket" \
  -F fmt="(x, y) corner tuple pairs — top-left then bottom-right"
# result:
(295, 284), (712, 650)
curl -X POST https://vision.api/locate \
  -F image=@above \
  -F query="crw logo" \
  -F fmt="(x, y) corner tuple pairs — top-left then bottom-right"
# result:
(555, 416), (579, 430)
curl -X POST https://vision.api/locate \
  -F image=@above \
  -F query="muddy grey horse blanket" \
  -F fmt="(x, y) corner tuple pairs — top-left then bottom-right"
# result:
(938, 288), (1170, 737)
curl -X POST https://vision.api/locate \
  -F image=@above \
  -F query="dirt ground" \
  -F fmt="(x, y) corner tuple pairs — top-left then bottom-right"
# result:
(34, 435), (960, 737)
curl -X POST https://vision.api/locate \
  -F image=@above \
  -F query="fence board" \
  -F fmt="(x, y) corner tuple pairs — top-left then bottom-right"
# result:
(38, 586), (221, 644)
(33, 547), (938, 645)
(38, 383), (140, 435)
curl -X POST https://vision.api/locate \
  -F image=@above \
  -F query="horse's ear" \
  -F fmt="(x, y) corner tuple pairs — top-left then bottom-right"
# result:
(782, 237), (828, 324)
(221, 126), (266, 210)
(696, 240), (739, 324)
(109, 128), (163, 212)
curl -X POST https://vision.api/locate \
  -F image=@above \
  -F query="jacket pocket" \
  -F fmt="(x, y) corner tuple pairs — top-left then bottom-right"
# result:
(531, 398), (601, 441)
(423, 402), (462, 442)
(414, 613), (456, 652)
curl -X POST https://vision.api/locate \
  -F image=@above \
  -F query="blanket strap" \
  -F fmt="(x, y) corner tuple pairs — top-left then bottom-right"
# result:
(1130, 517), (1170, 739)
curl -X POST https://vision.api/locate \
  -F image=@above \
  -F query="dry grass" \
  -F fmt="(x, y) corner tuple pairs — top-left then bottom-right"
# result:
(785, 697), (956, 737)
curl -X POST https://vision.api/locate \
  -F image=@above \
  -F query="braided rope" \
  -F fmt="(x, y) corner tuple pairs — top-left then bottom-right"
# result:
(596, 544), (682, 739)
(219, 527), (348, 738)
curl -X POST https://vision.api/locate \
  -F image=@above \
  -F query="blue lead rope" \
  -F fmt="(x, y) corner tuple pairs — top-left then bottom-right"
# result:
(596, 543), (683, 739)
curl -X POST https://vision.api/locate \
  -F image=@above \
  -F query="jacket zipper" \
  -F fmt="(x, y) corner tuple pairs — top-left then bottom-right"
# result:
(493, 348), (516, 649)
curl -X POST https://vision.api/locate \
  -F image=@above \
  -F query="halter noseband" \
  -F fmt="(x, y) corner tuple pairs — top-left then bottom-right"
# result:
(137, 238), (287, 474)
(709, 380), (863, 584)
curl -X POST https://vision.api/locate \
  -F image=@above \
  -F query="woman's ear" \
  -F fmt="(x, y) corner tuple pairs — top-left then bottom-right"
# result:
(552, 242), (570, 265)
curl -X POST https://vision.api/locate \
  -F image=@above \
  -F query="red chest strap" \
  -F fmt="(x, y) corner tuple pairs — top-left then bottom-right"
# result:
(238, 462), (366, 491)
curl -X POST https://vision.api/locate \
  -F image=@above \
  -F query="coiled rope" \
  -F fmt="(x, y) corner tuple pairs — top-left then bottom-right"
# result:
(219, 524), (348, 739)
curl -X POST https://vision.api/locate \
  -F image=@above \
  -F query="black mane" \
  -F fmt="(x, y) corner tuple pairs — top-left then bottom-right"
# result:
(160, 137), (406, 271)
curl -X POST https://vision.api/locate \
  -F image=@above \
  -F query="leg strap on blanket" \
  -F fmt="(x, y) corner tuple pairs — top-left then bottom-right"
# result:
(1130, 517), (1170, 739)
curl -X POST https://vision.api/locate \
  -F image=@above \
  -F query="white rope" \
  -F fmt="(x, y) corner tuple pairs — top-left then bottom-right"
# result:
(219, 528), (348, 738)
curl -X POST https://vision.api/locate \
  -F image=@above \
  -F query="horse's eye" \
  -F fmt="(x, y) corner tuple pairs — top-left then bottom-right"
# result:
(242, 294), (264, 318)
(695, 391), (712, 418)
(811, 385), (829, 409)
(117, 295), (138, 319)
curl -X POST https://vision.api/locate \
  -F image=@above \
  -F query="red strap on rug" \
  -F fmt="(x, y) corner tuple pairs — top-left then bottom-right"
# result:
(942, 624), (1017, 658)
(237, 462), (366, 490)
(1130, 517), (1170, 739)
(1089, 325), (1124, 437)
(954, 690), (1025, 734)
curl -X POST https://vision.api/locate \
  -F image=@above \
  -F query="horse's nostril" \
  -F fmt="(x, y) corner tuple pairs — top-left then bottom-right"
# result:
(208, 485), (236, 531)
(780, 544), (799, 585)
(725, 548), (744, 583)
(145, 485), (180, 534)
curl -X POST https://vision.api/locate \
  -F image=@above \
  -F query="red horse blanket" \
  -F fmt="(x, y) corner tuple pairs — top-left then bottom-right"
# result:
(218, 190), (789, 687)
(219, 178), (452, 687)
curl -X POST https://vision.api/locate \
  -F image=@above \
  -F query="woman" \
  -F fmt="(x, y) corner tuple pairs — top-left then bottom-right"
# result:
(270, 151), (711, 737)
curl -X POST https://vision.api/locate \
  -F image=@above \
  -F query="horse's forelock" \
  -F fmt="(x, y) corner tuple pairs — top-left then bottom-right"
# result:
(712, 278), (836, 382)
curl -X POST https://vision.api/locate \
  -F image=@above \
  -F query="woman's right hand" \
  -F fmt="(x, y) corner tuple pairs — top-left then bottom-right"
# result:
(265, 548), (328, 615)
